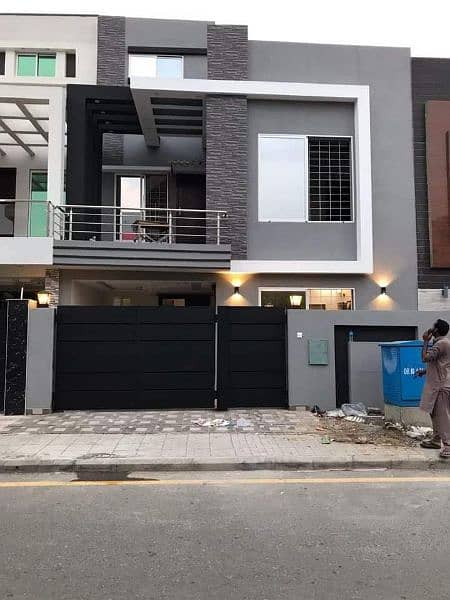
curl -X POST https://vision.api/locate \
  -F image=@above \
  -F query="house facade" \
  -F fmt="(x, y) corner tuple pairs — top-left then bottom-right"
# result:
(0, 14), (418, 312)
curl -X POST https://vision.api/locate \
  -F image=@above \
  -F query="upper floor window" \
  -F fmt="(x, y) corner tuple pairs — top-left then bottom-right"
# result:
(258, 134), (353, 223)
(17, 53), (56, 77)
(128, 54), (183, 79)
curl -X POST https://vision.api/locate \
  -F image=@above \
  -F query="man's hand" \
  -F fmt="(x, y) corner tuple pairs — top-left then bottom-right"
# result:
(422, 329), (433, 342)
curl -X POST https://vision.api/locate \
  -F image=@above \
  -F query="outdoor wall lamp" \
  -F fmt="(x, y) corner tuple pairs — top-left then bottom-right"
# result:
(233, 286), (240, 295)
(37, 290), (50, 307)
(289, 295), (304, 307)
(380, 286), (387, 296)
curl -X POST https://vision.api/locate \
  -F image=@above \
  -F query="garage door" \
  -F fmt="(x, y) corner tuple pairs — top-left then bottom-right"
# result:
(54, 306), (215, 410)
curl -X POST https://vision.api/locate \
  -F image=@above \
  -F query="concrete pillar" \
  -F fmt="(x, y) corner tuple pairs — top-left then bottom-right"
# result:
(47, 87), (66, 208)
(45, 269), (60, 307)
(25, 308), (55, 414)
(3, 300), (32, 415)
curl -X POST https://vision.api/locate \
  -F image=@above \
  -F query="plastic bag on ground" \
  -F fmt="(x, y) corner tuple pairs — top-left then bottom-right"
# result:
(325, 409), (345, 418)
(341, 403), (368, 417)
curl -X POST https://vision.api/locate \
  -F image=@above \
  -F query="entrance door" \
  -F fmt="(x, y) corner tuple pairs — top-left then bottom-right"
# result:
(0, 168), (16, 236)
(176, 174), (206, 244)
(334, 326), (417, 407)
(217, 307), (288, 409)
(117, 174), (168, 241)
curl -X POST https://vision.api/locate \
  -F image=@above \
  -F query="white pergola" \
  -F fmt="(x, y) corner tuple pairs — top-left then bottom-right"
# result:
(0, 84), (66, 205)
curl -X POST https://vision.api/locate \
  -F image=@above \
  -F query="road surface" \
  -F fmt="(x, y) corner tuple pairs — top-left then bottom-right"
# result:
(0, 470), (448, 599)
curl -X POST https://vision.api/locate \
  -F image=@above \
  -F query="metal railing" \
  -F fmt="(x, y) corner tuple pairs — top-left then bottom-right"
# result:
(53, 204), (228, 245)
(0, 201), (228, 245)
(0, 199), (55, 238)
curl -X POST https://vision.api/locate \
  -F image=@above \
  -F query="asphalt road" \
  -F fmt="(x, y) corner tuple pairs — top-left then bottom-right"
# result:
(0, 470), (449, 600)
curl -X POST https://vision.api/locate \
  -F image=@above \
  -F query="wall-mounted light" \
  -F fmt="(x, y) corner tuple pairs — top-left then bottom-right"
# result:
(37, 290), (50, 307)
(233, 286), (240, 296)
(380, 286), (387, 296)
(442, 285), (449, 299)
(289, 295), (303, 307)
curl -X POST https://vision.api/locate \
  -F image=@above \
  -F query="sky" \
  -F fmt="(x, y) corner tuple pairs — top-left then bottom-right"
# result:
(3, 0), (450, 57)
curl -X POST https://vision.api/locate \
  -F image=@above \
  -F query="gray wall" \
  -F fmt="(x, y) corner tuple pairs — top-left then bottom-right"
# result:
(206, 25), (248, 259)
(287, 310), (448, 410)
(125, 17), (208, 49)
(248, 100), (356, 260)
(348, 342), (383, 409)
(247, 41), (418, 310)
(122, 136), (203, 167)
(25, 308), (54, 413)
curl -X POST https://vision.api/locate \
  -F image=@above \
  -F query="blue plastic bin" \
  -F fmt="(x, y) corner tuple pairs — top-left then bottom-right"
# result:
(380, 341), (426, 407)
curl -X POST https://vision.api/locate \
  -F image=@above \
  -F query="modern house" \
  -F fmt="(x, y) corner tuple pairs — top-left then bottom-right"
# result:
(0, 13), (418, 311)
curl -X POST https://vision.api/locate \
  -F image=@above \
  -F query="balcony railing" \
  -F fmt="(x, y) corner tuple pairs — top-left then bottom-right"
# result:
(0, 201), (228, 246)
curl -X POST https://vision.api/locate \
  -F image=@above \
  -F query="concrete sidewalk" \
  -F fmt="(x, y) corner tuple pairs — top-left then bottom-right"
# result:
(0, 409), (447, 472)
(0, 430), (447, 472)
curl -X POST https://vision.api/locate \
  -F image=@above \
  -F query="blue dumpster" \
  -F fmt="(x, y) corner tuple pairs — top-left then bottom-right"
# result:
(380, 341), (427, 407)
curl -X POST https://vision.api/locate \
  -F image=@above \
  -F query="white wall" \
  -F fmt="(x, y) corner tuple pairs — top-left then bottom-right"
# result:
(0, 15), (98, 85)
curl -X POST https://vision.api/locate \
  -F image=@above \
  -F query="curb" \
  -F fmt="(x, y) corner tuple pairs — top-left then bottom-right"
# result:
(0, 456), (448, 473)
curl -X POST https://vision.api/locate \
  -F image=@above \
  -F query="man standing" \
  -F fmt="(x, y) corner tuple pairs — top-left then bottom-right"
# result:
(419, 319), (450, 458)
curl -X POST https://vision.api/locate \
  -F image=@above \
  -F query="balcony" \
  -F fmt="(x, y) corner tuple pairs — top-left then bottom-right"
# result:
(0, 200), (231, 270)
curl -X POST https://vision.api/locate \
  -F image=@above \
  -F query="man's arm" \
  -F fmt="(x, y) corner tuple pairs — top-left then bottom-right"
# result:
(422, 330), (441, 363)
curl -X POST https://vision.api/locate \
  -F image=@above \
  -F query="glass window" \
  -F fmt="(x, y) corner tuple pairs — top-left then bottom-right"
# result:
(308, 137), (352, 222)
(17, 54), (37, 76)
(119, 176), (143, 210)
(29, 171), (48, 237)
(17, 53), (56, 77)
(128, 55), (157, 77)
(128, 54), (183, 79)
(260, 288), (354, 310)
(261, 290), (306, 310)
(156, 56), (183, 79)
(65, 53), (76, 78)
(258, 134), (307, 222)
(37, 54), (56, 77)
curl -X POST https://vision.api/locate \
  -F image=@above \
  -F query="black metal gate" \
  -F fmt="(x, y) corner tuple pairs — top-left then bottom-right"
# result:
(54, 306), (215, 410)
(217, 307), (287, 409)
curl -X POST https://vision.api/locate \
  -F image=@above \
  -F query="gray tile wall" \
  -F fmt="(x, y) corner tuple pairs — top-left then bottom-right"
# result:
(206, 25), (248, 258)
(97, 16), (126, 164)
(412, 58), (450, 288)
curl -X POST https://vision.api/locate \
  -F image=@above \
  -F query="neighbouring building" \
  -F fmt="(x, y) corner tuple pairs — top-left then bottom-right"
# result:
(411, 58), (450, 310)
(0, 13), (418, 311)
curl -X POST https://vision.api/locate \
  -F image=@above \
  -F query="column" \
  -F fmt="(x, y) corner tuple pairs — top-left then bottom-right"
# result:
(47, 87), (66, 208)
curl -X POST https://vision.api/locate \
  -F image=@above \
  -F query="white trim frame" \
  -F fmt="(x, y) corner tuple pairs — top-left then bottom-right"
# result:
(258, 286), (356, 310)
(130, 77), (373, 274)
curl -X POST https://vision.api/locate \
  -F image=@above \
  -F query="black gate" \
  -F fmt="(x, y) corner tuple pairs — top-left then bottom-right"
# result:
(54, 306), (215, 410)
(217, 307), (287, 409)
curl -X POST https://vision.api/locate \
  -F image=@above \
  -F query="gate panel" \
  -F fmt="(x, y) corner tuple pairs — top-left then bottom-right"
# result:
(217, 307), (287, 409)
(54, 306), (215, 410)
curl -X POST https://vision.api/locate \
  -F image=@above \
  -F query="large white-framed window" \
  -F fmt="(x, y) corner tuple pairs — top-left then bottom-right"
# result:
(258, 134), (308, 222)
(258, 287), (355, 310)
(258, 134), (353, 223)
(128, 54), (184, 79)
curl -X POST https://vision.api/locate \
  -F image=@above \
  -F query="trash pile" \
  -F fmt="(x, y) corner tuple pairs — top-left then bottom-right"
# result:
(192, 417), (254, 429)
(311, 402), (427, 447)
